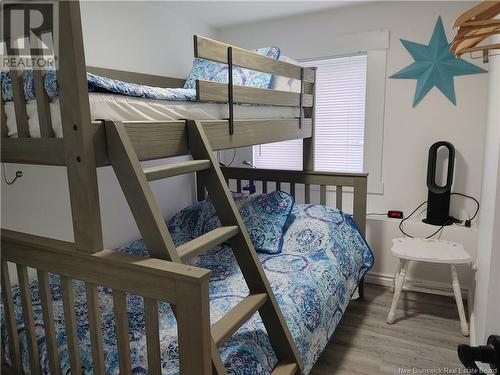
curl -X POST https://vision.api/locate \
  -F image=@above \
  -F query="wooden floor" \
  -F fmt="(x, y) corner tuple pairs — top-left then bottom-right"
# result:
(310, 284), (468, 375)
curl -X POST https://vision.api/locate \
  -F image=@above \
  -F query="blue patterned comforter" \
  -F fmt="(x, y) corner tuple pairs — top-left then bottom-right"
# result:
(1, 204), (373, 374)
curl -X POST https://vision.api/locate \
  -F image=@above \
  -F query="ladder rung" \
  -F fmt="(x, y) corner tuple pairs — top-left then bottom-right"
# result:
(271, 362), (298, 375)
(212, 293), (267, 346)
(177, 226), (239, 262)
(143, 160), (210, 181)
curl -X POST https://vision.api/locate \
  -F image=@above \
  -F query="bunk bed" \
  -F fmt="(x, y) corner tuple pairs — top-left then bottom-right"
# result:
(0, 2), (373, 374)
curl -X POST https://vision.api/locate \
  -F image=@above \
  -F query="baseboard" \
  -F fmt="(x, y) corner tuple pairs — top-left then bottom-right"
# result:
(365, 272), (469, 298)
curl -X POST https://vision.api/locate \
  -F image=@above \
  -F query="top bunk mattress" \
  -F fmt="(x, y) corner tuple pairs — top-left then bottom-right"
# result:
(4, 93), (300, 138)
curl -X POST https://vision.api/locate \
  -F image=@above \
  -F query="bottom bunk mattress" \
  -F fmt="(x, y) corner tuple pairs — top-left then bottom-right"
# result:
(1, 203), (374, 374)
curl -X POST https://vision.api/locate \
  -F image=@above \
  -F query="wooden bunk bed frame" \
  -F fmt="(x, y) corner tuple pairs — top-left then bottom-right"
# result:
(0, 2), (368, 374)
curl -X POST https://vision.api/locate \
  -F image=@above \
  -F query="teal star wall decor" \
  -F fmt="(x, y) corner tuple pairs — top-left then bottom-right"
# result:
(390, 16), (487, 107)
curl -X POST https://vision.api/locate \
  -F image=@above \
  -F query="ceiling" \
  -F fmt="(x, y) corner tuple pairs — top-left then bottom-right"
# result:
(166, 1), (369, 28)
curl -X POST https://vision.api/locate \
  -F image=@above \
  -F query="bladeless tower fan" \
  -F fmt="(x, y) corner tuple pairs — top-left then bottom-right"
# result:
(422, 141), (455, 226)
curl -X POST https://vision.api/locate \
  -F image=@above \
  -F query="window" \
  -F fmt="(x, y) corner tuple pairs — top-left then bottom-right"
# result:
(253, 54), (368, 173)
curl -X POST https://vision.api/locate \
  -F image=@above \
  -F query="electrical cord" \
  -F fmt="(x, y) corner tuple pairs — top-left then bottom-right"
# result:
(217, 149), (237, 167)
(399, 192), (480, 238)
(451, 192), (480, 223)
(399, 201), (429, 238)
(226, 149), (237, 167)
(399, 201), (451, 239)
(2, 163), (23, 185)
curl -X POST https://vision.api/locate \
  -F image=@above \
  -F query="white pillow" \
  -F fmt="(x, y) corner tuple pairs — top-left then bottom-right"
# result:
(271, 55), (302, 93)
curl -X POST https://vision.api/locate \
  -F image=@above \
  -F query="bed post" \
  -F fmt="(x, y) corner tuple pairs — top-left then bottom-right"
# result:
(58, 1), (103, 252)
(1, 98), (7, 137)
(302, 67), (316, 172)
(353, 176), (368, 299)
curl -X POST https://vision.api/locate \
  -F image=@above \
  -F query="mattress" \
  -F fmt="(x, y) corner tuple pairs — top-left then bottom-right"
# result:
(1, 203), (374, 374)
(4, 93), (300, 138)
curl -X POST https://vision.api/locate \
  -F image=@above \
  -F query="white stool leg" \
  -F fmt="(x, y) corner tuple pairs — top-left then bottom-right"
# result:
(387, 259), (408, 324)
(450, 265), (469, 336)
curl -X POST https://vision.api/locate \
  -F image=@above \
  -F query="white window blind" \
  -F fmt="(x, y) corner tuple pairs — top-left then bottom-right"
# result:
(253, 54), (367, 173)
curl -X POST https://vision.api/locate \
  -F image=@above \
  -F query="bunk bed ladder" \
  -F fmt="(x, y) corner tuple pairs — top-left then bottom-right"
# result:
(105, 120), (303, 375)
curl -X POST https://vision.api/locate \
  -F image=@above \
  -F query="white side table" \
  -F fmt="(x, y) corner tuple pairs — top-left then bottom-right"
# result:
(386, 237), (472, 336)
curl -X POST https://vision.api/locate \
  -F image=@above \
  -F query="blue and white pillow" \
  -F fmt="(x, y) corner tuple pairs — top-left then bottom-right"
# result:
(167, 200), (207, 246)
(183, 46), (281, 90)
(195, 191), (295, 255)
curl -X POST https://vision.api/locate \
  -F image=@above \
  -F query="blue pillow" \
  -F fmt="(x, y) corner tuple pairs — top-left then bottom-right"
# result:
(167, 200), (206, 246)
(183, 46), (280, 90)
(196, 191), (295, 255)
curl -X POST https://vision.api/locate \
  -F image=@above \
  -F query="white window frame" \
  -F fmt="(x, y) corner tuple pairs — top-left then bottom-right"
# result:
(253, 53), (369, 174)
(224, 29), (388, 195)
(362, 48), (386, 194)
(302, 52), (368, 175)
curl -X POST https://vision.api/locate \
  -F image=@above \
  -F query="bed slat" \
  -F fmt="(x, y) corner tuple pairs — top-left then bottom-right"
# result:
(31, 32), (52, 137)
(222, 167), (366, 187)
(197, 80), (313, 107)
(112, 290), (132, 374)
(289, 183), (295, 199)
(93, 119), (312, 167)
(236, 179), (242, 193)
(144, 298), (162, 375)
(87, 66), (186, 88)
(175, 281), (212, 375)
(262, 180), (268, 194)
(336, 186), (343, 210)
(86, 283), (106, 375)
(276, 181), (281, 192)
(61, 276), (82, 374)
(37, 270), (60, 375)
(1, 138), (66, 165)
(17, 264), (41, 374)
(1, 98), (8, 138)
(320, 185), (327, 205)
(33, 70), (54, 138)
(9, 68), (30, 138)
(194, 35), (315, 82)
(304, 184), (311, 204)
(1, 262), (22, 371)
(353, 179), (367, 235)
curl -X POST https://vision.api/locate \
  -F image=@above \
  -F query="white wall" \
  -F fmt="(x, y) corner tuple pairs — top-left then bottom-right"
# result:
(80, 1), (214, 78)
(1, 2), (216, 249)
(472, 35), (500, 346)
(217, 1), (489, 290)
